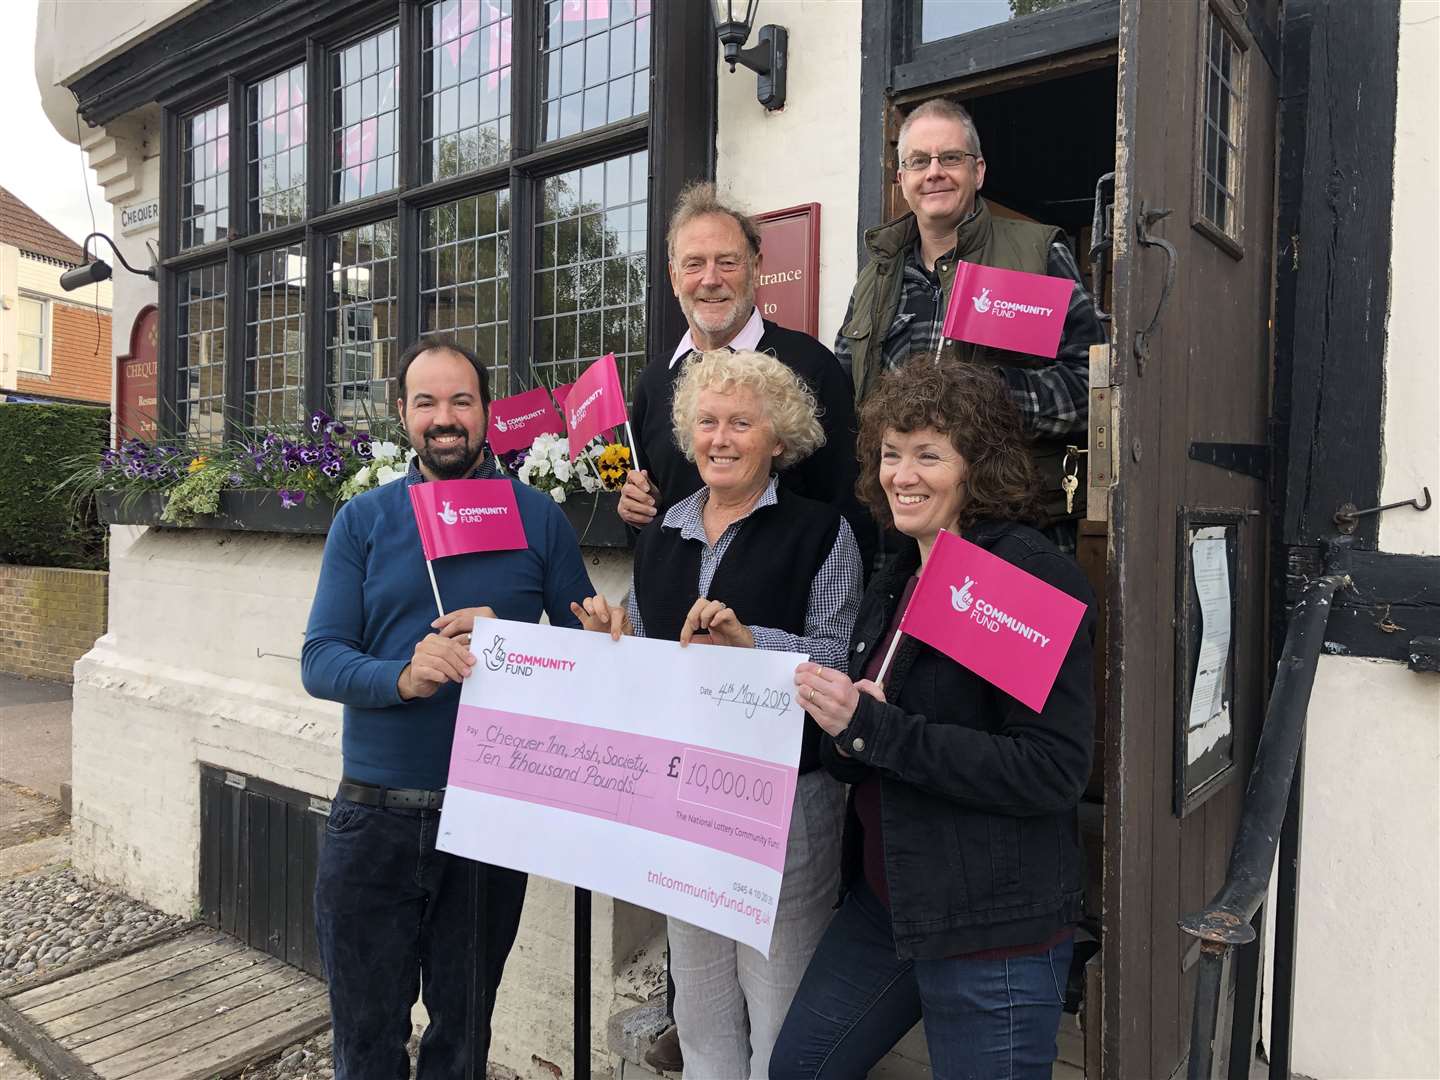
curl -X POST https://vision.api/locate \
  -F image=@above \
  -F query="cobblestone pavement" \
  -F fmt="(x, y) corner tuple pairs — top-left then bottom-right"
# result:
(0, 865), (185, 987)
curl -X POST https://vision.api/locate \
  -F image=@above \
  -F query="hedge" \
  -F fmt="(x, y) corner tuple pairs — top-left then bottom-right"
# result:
(0, 403), (110, 570)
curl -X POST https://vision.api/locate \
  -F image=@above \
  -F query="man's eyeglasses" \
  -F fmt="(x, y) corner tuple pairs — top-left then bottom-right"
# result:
(899, 150), (981, 172)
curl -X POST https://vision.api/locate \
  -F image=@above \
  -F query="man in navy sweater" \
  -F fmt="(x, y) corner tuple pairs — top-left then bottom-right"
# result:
(302, 336), (593, 1079)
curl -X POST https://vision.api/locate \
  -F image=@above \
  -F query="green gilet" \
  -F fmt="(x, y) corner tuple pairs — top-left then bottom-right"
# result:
(840, 199), (1078, 520)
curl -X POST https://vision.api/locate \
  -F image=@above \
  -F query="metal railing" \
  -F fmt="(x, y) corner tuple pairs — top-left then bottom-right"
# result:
(1179, 571), (1348, 1080)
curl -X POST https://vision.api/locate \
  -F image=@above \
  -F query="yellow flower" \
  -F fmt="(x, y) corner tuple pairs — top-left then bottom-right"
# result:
(187, 455), (208, 473)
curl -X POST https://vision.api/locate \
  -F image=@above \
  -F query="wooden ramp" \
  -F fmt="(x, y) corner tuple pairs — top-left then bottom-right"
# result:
(0, 927), (329, 1079)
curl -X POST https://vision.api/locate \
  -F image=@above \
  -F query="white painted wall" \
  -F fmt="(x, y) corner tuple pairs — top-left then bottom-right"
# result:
(1379, 0), (1440, 560)
(1286, 658), (1440, 1079)
(1274, 5), (1440, 1078)
(715, 0), (863, 352)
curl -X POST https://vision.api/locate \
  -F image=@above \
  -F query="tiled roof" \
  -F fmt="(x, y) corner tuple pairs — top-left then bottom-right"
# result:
(0, 186), (85, 267)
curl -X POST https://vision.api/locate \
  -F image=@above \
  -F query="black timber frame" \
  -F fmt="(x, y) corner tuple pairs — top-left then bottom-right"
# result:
(88, 0), (715, 443)
(1270, 0), (1435, 667)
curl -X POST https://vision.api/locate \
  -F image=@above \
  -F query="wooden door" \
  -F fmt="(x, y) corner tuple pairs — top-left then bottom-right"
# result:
(1101, 1), (1280, 1075)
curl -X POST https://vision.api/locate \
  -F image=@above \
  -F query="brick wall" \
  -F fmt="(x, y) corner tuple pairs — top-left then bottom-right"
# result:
(0, 564), (107, 682)
(15, 302), (113, 405)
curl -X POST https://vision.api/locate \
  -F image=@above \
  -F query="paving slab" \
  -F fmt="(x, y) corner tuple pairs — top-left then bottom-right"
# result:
(0, 676), (71, 805)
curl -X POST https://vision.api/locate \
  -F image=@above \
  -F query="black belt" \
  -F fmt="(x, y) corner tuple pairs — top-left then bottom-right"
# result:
(337, 779), (445, 811)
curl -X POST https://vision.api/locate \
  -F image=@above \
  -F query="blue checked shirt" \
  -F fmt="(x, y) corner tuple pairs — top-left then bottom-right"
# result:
(626, 476), (863, 668)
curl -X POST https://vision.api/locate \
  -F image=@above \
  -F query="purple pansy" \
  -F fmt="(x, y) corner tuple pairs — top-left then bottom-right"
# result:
(277, 489), (306, 509)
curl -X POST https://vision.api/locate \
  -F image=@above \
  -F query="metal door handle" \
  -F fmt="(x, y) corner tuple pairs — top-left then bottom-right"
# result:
(1133, 201), (1177, 371)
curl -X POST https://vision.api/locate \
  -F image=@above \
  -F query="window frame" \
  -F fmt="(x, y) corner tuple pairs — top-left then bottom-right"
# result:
(16, 293), (51, 376)
(156, 0), (713, 443)
(1190, 0), (1250, 260)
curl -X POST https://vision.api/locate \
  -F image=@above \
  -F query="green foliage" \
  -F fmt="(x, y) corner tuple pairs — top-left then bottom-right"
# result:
(0, 403), (110, 570)
(160, 461), (230, 525)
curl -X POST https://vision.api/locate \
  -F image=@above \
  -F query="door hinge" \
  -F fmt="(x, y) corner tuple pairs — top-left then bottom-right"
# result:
(1188, 441), (1269, 481)
(1087, 344), (1118, 522)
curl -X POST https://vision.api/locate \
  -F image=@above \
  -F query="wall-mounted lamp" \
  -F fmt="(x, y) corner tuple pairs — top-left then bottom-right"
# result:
(59, 232), (158, 292)
(711, 1), (788, 112)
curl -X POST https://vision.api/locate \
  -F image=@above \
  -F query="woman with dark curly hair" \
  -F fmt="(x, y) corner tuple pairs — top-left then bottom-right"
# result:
(771, 360), (1096, 1080)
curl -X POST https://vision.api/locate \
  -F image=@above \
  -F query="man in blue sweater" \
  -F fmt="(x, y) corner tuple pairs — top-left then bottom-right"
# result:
(302, 336), (593, 1079)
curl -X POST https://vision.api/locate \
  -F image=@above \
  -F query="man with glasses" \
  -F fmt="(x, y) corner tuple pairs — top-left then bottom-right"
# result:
(836, 98), (1105, 551)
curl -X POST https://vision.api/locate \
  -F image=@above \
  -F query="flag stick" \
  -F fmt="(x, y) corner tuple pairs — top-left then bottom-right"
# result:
(932, 335), (946, 365)
(624, 420), (641, 473)
(425, 560), (445, 620)
(874, 629), (905, 692)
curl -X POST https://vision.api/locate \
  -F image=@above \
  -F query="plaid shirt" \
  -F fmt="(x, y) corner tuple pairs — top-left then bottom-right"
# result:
(626, 476), (862, 668)
(834, 237), (1104, 441)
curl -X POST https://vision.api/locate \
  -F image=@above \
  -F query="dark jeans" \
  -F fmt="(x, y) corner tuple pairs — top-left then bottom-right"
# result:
(770, 883), (1072, 1080)
(315, 797), (528, 1080)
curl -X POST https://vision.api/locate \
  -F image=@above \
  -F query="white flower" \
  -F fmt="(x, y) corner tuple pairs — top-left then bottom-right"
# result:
(579, 471), (599, 494)
(553, 457), (572, 483)
(550, 486), (567, 504)
(372, 440), (401, 462)
(351, 464), (372, 487)
(375, 464), (405, 485)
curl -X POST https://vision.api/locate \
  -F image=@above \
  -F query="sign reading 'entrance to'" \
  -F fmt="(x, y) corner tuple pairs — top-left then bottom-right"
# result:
(754, 204), (821, 338)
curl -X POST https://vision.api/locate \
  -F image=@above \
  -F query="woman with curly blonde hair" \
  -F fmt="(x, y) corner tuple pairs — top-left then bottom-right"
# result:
(774, 359), (1096, 1079)
(573, 349), (864, 1079)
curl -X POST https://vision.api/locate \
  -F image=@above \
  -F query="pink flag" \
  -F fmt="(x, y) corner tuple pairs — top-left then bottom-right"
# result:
(486, 387), (563, 454)
(408, 479), (528, 560)
(563, 353), (627, 461)
(940, 261), (1075, 359)
(899, 530), (1086, 711)
(551, 382), (574, 410)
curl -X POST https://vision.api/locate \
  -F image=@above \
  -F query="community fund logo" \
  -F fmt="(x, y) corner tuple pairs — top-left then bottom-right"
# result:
(568, 387), (604, 428)
(967, 286), (1056, 321)
(495, 406), (549, 434)
(949, 576), (976, 613)
(948, 575), (1053, 648)
(481, 633), (578, 677)
(437, 500), (459, 526)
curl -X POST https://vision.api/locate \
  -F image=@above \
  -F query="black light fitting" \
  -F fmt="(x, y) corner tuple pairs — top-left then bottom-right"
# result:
(59, 232), (157, 292)
(711, 0), (788, 112)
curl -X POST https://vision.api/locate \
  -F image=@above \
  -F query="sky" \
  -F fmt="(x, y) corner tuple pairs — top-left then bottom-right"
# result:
(1, 1), (111, 249)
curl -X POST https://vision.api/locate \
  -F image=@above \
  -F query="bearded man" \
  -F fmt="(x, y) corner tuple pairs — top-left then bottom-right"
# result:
(302, 337), (592, 1078)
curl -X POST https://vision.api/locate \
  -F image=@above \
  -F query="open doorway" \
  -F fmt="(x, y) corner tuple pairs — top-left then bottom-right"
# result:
(885, 58), (1118, 1076)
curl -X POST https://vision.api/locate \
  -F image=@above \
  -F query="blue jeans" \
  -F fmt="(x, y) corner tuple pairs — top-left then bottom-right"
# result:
(770, 883), (1072, 1080)
(315, 797), (528, 1080)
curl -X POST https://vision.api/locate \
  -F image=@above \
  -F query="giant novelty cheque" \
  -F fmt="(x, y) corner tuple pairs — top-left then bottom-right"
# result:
(437, 619), (808, 956)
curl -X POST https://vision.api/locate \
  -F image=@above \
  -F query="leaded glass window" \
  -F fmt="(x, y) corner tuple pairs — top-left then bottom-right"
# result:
(421, 191), (511, 396)
(332, 25), (400, 204)
(245, 246), (307, 425)
(163, 1), (696, 443)
(176, 265), (227, 444)
(249, 63), (308, 231)
(540, 0), (650, 142)
(181, 103), (229, 249)
(532, 150), (646, 398)
(424, 0), (513, 179)
(1197, 6), (1245, 245)
(327, 221), (399, 424)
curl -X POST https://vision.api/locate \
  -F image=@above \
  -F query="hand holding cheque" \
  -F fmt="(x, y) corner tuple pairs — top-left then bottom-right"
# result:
(397, 605), (497, 700)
